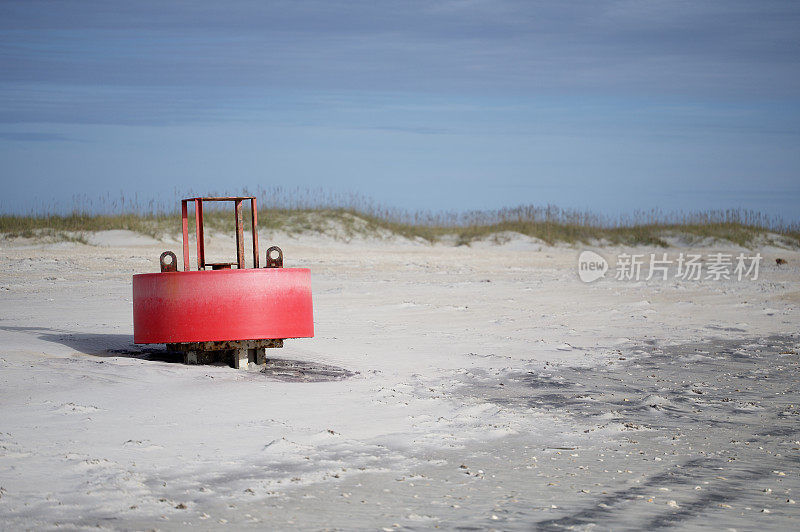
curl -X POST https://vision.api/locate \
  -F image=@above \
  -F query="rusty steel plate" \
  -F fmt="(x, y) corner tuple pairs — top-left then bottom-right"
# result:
(132, 268), (313, 344)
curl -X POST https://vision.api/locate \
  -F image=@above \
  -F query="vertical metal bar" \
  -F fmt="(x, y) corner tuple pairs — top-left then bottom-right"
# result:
(197, 200), (205, 270)
(194, 199), (203, 271)
(235, 199), (244, 269)
(251, 197), (259, 268)
(181, 200), (190, 271)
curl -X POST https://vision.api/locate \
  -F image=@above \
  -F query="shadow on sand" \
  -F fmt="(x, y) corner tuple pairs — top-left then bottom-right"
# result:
(0, 326), (355, 382)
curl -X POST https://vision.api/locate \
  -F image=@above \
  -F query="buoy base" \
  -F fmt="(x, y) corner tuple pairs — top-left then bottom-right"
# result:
(167, 339), (284, 369)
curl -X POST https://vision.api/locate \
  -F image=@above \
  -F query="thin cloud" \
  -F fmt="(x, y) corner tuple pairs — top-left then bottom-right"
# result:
(0, 131), (75, 142)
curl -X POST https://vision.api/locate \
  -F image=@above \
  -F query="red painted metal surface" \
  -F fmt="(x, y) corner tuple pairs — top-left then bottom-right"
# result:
(133, 268), (314, 344)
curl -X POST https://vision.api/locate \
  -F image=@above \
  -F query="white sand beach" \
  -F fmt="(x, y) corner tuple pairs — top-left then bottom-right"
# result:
(0, 231), (798, 530)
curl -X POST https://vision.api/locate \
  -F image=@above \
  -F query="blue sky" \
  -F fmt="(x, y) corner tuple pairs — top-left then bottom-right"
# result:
(1, 0), (799, 220)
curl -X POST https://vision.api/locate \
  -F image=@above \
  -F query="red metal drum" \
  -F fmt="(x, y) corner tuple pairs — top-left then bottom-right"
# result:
(133, 268), (313, 344)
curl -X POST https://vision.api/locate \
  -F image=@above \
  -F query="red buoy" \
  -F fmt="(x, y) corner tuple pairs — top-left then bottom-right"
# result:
(132, 197), (314, 368)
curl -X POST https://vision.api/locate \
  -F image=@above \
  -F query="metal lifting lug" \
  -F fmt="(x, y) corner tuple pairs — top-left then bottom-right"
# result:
(265, 246), (283, 268)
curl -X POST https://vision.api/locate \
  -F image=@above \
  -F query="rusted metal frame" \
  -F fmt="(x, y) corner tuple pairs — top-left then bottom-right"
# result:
(234, 199), (245, 269)
(181, 200), (190, 271)
(194, 198), (206, 270)
(251, 197), (260, 268)
(184, 196), (255, 202)
(179, 196), (258, 271)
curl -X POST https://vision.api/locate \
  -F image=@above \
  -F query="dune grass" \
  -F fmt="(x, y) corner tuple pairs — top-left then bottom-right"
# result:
(1, 189), (798, 248)
(354, 214), (794, 247)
